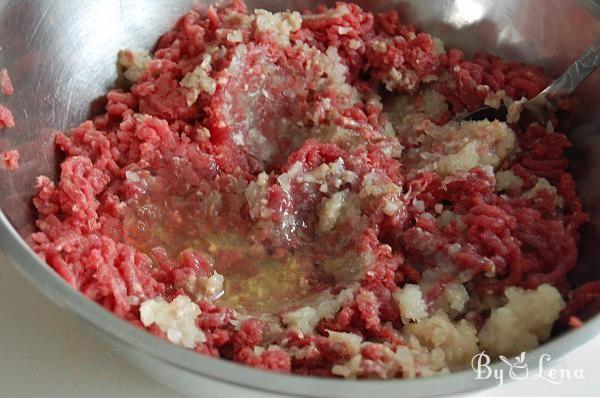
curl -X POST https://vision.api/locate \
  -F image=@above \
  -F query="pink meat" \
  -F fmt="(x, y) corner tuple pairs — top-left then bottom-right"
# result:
(0, 105), (14, 129)
(0, 69), (14, 96)
(1, 149), (19, 171)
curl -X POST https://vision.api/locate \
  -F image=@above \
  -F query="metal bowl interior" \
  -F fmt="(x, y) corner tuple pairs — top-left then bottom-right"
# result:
(0, 1), (599, 397)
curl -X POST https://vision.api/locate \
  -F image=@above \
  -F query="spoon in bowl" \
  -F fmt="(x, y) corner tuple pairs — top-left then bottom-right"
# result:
(459, 38), (600, 123)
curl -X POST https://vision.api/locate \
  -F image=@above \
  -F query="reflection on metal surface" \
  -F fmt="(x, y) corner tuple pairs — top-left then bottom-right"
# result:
(447, 0), (486, 28)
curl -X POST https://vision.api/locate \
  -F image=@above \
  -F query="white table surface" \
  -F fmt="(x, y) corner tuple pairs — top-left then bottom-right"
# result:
(0, 251), (598, 398)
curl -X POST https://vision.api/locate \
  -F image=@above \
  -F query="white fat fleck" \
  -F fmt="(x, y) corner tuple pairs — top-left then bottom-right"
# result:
(338, 26), (352, 35)
(277, 161), (305, 192)
(327, 330), (362, 356)
(125, 170), (141, 182)
(495, 170), (524, 192)
(318, 190), (350, 232)
(180, 54), (216, 106)
(448, 243), (461, 253)
(227, 30), (244, 43)
(410, 120), (516, 176)
(394, 284), (429, 323)
(197, 127), (211, 140)
(506, 97), (527, 123)
(412, 198), (425, 212)
(254, 9), (302, 46)
(522, 178), (564, 207)
(359, 171), (402, 198)
(371, 40), (388, 53)
(299, 158), (358, 193)
(303, 4), (350, 20)
(479, 284), (565, 358)
(140, 295), (206, 349)
(383, 200), (401, 216)
(118, 49), (152, 82)
(186, 271), (225, 301)
(282, 288), (354, 334)
(484, 90), (507, 109)
(246, 172), (271, 220)
(404, 312), (478, 369)
(232, 132), (245, 146)
(384, 68), (419, 92)
(332, 354), (362, 378)
(432, 37), (446, 56)
(348, 39), (361, 50)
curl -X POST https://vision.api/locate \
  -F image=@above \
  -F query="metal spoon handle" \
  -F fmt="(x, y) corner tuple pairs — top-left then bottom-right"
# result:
(540, 38), (600, 99)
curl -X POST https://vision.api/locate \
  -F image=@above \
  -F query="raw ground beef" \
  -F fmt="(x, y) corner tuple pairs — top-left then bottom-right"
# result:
(2, 149), (19, 171)
(0, 104), (14, 129)
(28, 1), (597, 379)
(0, 68), (14, 96)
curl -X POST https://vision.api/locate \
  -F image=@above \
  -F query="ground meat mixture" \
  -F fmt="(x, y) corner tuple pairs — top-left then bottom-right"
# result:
(28, 1), (595, 379)
(2, 149), (19, 171)
(0, 68), (14, 97)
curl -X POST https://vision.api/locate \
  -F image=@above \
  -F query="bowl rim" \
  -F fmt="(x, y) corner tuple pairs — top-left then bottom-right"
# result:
(1, 211), (599, 397)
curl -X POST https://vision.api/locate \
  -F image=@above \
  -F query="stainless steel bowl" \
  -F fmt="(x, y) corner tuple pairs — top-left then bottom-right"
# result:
(1, 1), (599, 397)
